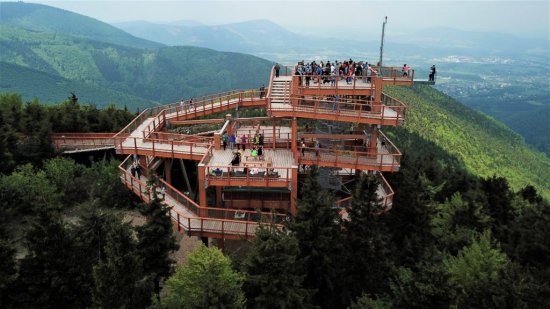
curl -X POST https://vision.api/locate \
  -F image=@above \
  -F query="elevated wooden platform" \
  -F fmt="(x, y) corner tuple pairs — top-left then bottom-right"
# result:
(55, 62), (409, 239)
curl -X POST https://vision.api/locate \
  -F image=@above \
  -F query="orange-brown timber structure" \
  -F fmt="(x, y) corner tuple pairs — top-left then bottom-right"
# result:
(52, 64), (413, 240)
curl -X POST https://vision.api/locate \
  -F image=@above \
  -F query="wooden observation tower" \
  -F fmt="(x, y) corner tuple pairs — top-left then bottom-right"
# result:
(53, 63), (414, 241)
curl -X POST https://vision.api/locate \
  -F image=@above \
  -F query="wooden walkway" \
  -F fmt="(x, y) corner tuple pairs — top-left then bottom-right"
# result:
(120, 163), (264, 238)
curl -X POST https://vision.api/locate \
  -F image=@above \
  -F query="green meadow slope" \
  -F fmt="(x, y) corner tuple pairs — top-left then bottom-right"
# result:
(384, 85), (550, 199)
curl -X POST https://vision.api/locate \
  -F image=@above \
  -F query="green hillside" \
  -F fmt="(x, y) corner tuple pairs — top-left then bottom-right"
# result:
(0, 25), (273, 108)
(0, 62), (152, 109)
(384, 85), (550, 199)
(0, 2), (162, 49)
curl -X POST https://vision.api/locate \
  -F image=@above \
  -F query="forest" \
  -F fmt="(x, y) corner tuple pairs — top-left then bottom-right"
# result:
(0, 93), (549, 308)
(0, 25), (272, 108)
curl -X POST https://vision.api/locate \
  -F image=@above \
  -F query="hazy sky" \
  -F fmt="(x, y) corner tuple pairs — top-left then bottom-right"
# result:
(27, 1), (550, 39)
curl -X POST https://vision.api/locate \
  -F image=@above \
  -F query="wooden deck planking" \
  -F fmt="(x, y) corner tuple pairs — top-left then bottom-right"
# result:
(122, 167), (261, 237)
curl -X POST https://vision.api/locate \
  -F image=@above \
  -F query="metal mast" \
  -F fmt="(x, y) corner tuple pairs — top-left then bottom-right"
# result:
(378, 16), (387, 76)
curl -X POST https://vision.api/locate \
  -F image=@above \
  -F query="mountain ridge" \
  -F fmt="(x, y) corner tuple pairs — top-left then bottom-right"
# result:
(0, 2), (164, 49)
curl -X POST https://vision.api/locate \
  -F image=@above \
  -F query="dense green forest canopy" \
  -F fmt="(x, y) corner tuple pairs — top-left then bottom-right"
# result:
(1, 94), (549, 308)
(384, 85), (550, 200)
(0, 93), (135, 173)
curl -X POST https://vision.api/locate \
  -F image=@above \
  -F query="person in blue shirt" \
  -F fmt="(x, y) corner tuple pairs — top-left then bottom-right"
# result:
(229, 133), (236, 150)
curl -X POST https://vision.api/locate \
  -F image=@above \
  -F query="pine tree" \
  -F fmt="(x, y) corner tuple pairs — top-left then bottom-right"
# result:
(342, 173), (393, 301)
(290, 167), (345, 308)
(386, 156), (439, 266)
(93, 219), (152, 309)
(0, 232), (17, 308)
(443, 230), (508, 307)
(162, 244), (246, 308)
(431, 192), (491, 254)
(137, 198), (179, 299)
(15, 210), (90, 308)
(482, 175), (515, 240)
(242, 223), (311, 308)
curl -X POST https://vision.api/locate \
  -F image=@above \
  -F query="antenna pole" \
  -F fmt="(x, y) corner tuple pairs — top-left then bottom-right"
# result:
(378, 16), (387, 76)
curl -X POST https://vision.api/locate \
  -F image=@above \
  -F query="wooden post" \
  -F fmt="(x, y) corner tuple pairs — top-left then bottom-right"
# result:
(272, 120), (276, 149)
(372, 77), (382, 113)
(216, 186), (223, 207)
(197, 163), (208, 217)
(368, 125), (379, 159)
(291, 117), (298, 160)
(164, 158), (172, 184)
(226, 114), (233, 135)
(180, 159), (194, 197)
(290, 165), (298, 216)
(214, 133), (221, 150)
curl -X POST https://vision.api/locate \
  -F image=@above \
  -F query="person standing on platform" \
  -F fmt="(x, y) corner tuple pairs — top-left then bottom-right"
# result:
(135, 163), (142, 179)
(259, 133), (264, 146)
(222, 132), (228, 151)
(315, 140), (320, 157)
(275, 63), (280, 77)
(160, 185), (166, 200)
(332, 95), (340, 112)
(402, 64), (409, 77)
(259, 85), (266, 98)
(229, 133), (236, 151)
(257, 146), (263, 161)
(429, 65), (436, 81)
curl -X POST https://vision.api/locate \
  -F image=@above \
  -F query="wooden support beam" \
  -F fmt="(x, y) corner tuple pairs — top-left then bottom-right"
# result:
(180, 159), (194, 197)
(197, 163), (208, 217)
(214, 133), (221, 150)
(373, 77), (382, 113)
(164, 158), (172, 184)
(290, 166), (298, 216)
(291, 118), (298, 160)
(368, 125), (379, 159)
(272, 121), (276, 149)
(216, 186), (222, 207)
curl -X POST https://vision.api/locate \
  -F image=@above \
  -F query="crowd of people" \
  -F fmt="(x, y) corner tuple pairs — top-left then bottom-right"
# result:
(222, 132), (264, 152)
(294, 58), (378, 86)
(291, 59), (434, 85)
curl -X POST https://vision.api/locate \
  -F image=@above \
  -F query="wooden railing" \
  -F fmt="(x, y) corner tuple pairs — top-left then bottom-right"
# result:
(115, 136), (210, 159)
(160, 89), (264, 121)
(146, 132), (213, 143)
(294, 74), (376, 91)
(269, 95), (406, 124)
(374, 66), (415, 82)
(298, 145), (401, 171)
(118, 156), (286, 237)
(52, 133), (116, 151)
(205, 165), (293, 186)
(334, 173), (394, 210)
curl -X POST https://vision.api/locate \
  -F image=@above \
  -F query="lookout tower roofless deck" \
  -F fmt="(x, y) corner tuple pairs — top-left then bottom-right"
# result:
(54, 62), (411, 239)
